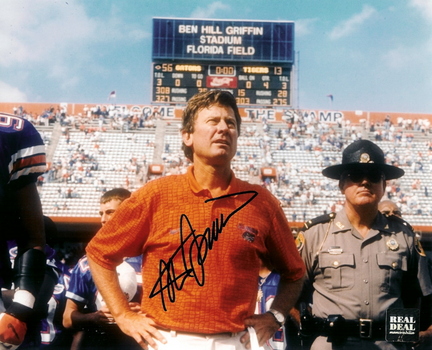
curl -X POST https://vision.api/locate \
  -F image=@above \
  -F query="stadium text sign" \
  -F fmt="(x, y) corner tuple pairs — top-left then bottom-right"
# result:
(113, 105), (343, 124)
(153, 18), (294, 62)
(310, 111), (343, 123)
(244, 108), (276, 121)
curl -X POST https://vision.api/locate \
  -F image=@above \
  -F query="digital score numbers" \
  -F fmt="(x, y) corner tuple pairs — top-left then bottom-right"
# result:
(152, 63), (291, 106)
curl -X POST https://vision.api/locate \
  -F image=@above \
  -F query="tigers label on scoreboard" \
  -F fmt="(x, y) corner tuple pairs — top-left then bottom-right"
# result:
(151, 18), (294, 107)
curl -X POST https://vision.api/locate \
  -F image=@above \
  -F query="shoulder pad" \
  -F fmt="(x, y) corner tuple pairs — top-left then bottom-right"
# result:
(385, 214), (414, 232)
(302, 212), (335, 231)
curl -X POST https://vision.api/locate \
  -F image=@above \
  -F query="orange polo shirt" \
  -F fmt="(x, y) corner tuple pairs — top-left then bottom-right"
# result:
(86, 166), (305, 333)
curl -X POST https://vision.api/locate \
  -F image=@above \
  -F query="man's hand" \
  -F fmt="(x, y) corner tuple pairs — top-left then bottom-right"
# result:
(0, 313), (27, 350)
(86, 310), (112, 325)
(241, 313), (281, 349)
(115, 311), (166, 350)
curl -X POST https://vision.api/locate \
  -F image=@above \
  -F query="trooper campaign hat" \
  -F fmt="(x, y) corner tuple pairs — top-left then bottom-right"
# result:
(322, 139), (405, 180)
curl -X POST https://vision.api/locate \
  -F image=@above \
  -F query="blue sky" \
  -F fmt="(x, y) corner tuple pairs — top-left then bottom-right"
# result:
(0, 0), (431, 113)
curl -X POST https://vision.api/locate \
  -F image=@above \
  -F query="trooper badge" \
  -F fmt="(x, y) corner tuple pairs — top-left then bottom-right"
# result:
(386, 238), (399, 251)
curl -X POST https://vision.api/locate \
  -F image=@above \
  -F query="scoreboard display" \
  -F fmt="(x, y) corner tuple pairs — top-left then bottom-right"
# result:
(151, 18), (294, 107)
(152, 62), (291, 106)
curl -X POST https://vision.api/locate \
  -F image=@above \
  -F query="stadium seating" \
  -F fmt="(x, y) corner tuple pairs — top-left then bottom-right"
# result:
(35, 118), (432, 228)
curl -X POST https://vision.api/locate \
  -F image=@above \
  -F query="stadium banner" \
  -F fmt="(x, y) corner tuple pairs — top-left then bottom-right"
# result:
(1, 102), (431, 125)
(152, 17), (295, 63)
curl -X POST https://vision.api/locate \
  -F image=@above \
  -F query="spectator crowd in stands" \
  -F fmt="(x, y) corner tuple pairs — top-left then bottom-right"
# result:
(11, 104), (432, 223)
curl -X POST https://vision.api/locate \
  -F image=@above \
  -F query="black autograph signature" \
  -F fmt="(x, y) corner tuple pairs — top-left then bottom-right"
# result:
(149, 190), (258, 311)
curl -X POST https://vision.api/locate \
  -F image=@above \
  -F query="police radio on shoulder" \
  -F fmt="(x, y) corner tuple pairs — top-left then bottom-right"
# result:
(267, 308), (285, 326)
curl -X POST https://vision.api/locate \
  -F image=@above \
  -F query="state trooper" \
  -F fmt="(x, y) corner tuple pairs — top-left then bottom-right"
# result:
(296, 139), (432, 349)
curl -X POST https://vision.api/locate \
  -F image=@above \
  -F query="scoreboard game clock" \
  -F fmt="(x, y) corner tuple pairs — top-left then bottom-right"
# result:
(152, 62), (291, 106)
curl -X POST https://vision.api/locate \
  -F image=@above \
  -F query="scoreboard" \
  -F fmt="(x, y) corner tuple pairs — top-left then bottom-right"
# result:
(152, 62), (291, 106)
(151, 18), (294, 107)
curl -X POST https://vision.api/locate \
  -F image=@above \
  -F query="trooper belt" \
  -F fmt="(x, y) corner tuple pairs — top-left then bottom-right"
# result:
(315, 316), (386, 340)
(166, 330), (239, 339)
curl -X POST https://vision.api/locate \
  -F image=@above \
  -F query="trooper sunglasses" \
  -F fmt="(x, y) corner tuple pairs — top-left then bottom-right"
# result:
(343, 170), (385, 183)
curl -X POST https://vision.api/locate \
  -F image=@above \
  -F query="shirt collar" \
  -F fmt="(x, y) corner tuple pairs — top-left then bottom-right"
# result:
(333, 209), (389, 238)
(372, 212), (394, 233)
(332, 210), (351, 233)
(186, 165), (238, 197)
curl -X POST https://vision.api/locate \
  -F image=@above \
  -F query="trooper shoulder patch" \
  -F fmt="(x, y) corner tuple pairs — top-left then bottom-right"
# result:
(415, 236), (426, 257)
(295, 232), (305, 252)
(302, 212), (335, 231)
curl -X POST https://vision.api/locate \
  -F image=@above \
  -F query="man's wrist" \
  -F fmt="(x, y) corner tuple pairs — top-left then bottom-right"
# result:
(267, 308), (285, 326)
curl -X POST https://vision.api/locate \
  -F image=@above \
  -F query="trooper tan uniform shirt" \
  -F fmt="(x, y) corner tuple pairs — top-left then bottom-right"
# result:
(299, 209), (432, 322)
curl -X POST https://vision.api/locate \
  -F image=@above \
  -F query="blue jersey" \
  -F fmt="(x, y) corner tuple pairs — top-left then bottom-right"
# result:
(40, 266), (71, 346)
(66, 256), (98, 311)
(0, 113), (46, 194)
(66, 255), (142, 310)
(66, 255), (143, 349)
(0, 113), (46, 289)
(256, 271), (286, 350)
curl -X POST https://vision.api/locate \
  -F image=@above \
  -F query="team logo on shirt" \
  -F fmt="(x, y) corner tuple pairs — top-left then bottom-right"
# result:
(8, 246), (18, 260)
(238, 223), (258, 242)
(53, 283), (65, 294)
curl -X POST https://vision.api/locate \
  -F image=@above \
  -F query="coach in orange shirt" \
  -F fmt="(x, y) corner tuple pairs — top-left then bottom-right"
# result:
(86, 90), (305, 350)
